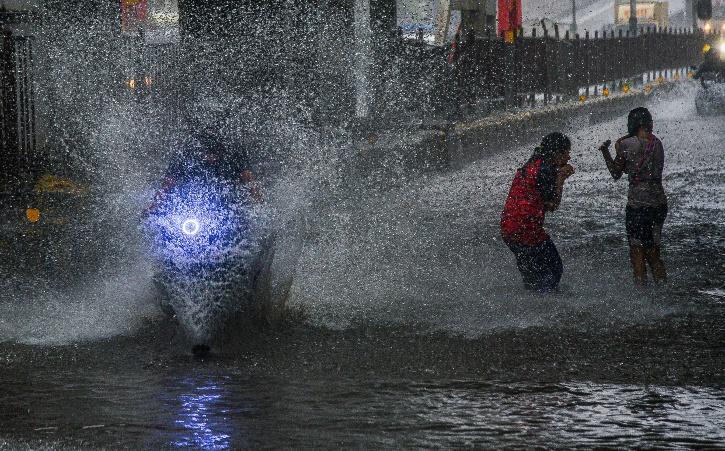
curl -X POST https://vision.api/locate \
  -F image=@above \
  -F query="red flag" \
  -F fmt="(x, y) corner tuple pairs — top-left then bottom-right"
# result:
(447, 22), (462, 65)
(121, 0), (148, 33)
(497, 0), (522, 36)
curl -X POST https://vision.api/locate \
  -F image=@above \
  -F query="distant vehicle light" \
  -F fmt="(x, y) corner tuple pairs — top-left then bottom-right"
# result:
(127, 79), (136, 89)
(182, 218), (200, 236)
(704, 22), (712, 32)
(144, 76), (152, 87)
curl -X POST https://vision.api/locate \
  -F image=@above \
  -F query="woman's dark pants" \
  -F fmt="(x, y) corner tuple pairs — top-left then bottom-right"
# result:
(505, 238), (563, 292)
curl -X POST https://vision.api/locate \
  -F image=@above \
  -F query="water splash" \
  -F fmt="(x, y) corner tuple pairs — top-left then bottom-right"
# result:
(144, 179), (271, 342)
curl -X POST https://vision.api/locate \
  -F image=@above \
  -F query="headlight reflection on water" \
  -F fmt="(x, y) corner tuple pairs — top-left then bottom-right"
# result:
(173, 383), (232, 450)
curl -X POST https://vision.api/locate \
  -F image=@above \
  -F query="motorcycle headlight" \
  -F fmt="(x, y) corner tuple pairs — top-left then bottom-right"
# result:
(181, 218), (201, 236)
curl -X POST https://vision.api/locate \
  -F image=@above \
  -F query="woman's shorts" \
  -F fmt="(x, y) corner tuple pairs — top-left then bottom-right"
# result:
(625, 204), (667, 248)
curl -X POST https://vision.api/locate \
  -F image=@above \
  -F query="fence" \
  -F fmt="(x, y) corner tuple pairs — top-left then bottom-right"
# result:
(378, 27), (720, 121)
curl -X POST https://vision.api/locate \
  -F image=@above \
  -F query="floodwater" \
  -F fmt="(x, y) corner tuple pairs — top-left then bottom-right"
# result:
(1, 84), (724, 448)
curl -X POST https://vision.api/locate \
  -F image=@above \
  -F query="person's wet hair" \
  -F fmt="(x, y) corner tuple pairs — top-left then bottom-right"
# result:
(627, 107), (653, 136)
(533, 132), (571, 162)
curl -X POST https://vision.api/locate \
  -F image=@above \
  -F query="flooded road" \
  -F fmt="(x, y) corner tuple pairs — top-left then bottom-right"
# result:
(1, 84), (724, 448)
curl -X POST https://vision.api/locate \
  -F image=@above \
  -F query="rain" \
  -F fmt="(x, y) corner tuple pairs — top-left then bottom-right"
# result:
(0, 0), (724, 448)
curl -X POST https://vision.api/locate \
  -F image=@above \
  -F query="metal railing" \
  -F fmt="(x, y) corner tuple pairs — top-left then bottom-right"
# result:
(375, 27), (720, 122)
(0, 31), (36, 179)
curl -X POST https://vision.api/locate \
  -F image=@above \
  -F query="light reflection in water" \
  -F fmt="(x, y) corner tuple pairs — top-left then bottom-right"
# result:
(172, 380), (232, 450)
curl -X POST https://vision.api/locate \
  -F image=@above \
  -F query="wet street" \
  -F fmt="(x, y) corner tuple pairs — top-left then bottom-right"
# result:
(1, 84), (724, 448)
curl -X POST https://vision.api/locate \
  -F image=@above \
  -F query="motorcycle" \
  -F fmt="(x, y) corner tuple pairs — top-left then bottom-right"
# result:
(695, 72), (725, 116)
(144, 176), (273, 355)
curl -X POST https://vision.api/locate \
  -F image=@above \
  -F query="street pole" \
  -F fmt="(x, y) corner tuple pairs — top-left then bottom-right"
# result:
(434, 0), (451, 45)
(571, 0), (577, 34)
(629, 0), (638, 35)
(353, 0), (372, 118)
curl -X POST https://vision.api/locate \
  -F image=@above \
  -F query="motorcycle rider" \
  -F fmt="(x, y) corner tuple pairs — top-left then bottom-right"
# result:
(600, 107), (667, 286)
(145, 132), (265, 351)
(148, 131), (261, 213)
(500, 132), (575, 292)
(694, 46), (725, 80)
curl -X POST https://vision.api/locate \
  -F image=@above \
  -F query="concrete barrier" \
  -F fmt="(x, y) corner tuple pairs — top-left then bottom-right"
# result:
(446, 86), (660, 169)
(357, 81), (680, 175)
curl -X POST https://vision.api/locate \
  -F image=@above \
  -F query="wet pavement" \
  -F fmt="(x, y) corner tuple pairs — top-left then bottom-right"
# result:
(1, 83), (724, 448)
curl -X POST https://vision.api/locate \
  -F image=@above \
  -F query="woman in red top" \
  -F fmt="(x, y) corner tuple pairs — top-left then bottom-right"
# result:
(501, 132), (575, 291)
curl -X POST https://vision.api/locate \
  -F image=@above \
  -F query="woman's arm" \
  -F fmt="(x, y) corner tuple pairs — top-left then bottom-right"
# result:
(652, 139), (664, 181)
(602, 139), (626, 180)
(544, 165), (575, 211)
